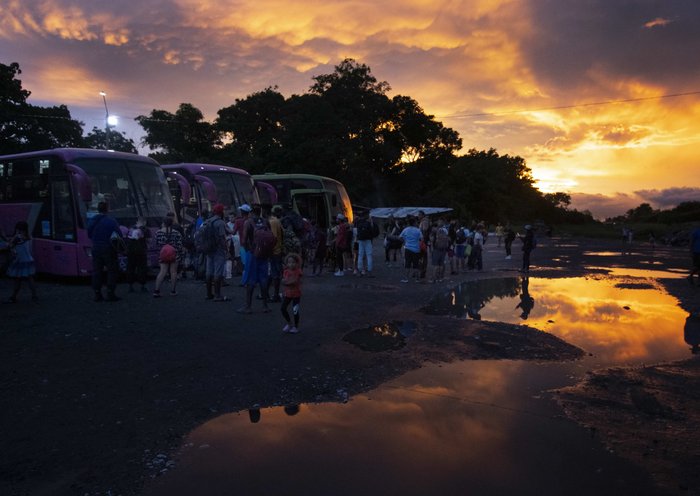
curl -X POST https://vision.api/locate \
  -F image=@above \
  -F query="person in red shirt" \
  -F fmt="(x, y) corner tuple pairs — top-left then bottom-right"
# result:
(281, 253), (303, 334)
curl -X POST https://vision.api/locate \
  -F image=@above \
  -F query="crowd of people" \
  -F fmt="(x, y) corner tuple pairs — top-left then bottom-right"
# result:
(1, 203), (545, 318)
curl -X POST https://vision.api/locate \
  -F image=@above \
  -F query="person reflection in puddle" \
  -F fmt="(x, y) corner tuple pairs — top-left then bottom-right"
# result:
(284, 405), (300, 416)
(516, 276), (535, 319)
(684, 313), (700, 355)
(248, 408), (261, 423)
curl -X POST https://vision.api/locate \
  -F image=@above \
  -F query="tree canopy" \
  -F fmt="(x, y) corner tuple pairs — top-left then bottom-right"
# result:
(0, 62), (84, 154)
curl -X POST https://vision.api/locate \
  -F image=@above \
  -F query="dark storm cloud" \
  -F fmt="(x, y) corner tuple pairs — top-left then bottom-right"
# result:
(636, 187), (700, 208)
(523, 0), (700, 92)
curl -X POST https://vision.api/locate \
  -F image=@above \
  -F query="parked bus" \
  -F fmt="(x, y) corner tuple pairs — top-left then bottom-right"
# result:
(0, 148), (174, 276)
(161, 163), (259, 228)
(252, 173), (353, 228)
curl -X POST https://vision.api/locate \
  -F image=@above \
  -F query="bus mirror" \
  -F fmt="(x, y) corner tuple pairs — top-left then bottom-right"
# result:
(167, 172), (191, 204)
(194, 174), (218, 202)
(66, 164), (92, 202)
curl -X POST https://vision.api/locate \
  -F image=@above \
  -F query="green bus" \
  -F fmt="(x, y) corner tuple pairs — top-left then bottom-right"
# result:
(252, 173), (353, 228)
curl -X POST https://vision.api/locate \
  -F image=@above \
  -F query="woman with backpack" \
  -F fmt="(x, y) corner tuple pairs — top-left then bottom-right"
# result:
(153, 215), (184, 297)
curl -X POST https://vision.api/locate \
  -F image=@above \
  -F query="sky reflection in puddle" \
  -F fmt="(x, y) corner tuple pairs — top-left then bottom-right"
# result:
(423, 276), (688, 366)
(145, 359), (661, 496)
(144, 275), (688, 496)
(584, 266), (687, 279)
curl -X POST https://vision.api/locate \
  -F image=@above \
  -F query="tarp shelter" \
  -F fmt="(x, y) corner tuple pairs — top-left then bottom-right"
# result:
(369, 207), (453, 219)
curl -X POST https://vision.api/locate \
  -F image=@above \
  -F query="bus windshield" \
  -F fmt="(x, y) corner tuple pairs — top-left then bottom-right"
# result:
(75, 157), (172, 226)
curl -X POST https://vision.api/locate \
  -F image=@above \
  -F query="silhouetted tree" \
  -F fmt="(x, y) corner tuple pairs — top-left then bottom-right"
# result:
(136, 103), (219, 163)
(83, 126), (138, 153)
(0, 62), (84, 154)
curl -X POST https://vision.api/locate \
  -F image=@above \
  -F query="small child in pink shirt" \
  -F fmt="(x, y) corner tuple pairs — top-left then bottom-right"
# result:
(281, 253), (303, 333)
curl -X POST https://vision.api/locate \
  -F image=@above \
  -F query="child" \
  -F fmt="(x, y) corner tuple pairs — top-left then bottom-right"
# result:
(5, 221), (38, 303)
(281, 253), (303, 334)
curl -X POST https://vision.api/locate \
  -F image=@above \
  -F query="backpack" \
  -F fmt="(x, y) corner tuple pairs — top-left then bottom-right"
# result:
(283, 224), (302, 254)
(254, 224), (276, 258)
(356, 219), (375, 241)
(434, 228), (450, 250)
(455, 229), (467, 245)
(194, 219), (220, 254)
(159, 243), (177, 263)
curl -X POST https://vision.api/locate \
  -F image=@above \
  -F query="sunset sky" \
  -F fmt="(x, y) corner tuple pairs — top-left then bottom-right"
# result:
(1, 0), (699, 217)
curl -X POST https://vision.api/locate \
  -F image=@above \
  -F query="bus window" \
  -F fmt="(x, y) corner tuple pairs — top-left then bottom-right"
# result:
(231, 174), (258, 206)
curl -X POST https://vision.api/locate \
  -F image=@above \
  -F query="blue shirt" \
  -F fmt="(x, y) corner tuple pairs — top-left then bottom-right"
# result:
(400, 226), (422, 253)
(88, 214), (120, 252)
(692, 227), (700, 253)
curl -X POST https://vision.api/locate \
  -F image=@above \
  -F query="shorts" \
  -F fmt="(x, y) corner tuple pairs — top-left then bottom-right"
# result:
(455, 245), (466, 259)
(404, 249), (421, 269)
(431, 249), (446, 266)
(244, 256), (270, 286)
(206, 251), (227, 278)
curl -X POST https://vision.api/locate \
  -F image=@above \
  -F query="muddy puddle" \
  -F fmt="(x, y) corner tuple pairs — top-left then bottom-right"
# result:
(144, 273), (690, 496)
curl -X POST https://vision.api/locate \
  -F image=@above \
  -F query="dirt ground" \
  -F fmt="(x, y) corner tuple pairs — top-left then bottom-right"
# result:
(0, 235), (697, 495)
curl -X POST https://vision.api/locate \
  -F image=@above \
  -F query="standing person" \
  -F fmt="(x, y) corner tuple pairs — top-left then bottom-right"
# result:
(688, 225), (700, 286)
(384, 216), (402, 266)
(309, 220), (326, 277)
(399, 217), (423, 283)
(430, 218), (450, 282)
(281, 253), (303, 334)
(87, 201), (122, 302)
(126, 217), (149, 293)
(495, 223), (505, 247)
(334, 214), (351, 276)
(205, 203), (230, 302)
(355, 212), (380, 277)
(504, 224), (516, 260)
(153, 215), (184, 297)
(237, 205), (274, 313)
(233, 204), (252, 286)
(268, 206), (285, 302)
(519, 224), (536, 273)
(418, 211), (431, 279)
(4, 221), (38, 303)
(454, 222), (468, 272)
(472, 223), (485, 271)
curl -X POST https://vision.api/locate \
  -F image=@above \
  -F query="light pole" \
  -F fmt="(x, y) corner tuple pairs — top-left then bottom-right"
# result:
(100, 91), (110, 150)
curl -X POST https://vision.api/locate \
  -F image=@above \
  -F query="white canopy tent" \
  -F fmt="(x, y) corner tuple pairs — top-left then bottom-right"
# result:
(369, 207), (453, 219)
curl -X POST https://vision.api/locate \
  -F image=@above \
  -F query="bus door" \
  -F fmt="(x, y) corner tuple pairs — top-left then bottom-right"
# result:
(290, 189), (332, 230)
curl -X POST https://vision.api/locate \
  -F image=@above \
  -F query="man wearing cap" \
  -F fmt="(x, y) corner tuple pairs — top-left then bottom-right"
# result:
(519, 225), (535, 273)
(233, 204), (252, 286)
(205, 203), (230, 301)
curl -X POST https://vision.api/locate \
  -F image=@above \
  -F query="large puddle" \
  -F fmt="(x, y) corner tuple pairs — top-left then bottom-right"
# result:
(145, 273), (690, 496)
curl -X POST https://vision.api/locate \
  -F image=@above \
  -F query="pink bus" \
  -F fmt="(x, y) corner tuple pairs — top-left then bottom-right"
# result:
(0, 148), (175, 276)
(161, 163), (263, 228)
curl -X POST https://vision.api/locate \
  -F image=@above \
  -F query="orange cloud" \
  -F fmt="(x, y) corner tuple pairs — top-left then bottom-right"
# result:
(644, 17), (672, 28)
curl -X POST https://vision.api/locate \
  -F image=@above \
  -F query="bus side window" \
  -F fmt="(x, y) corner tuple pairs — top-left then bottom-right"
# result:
(331, 194), (337, 207)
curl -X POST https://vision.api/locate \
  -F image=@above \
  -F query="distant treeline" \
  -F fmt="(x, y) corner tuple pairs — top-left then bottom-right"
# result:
(608, 201), (700, 224)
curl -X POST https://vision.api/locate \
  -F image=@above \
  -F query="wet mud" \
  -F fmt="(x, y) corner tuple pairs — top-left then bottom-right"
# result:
(1, 236), (698, 495)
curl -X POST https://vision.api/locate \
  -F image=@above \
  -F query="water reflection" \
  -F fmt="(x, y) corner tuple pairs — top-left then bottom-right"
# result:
(424, 276), (688, 366)
(144, 361), (660, 496)
(343, 321), (417, 352)
(585, 266), (687, 279)
(685, 313), (700, 355)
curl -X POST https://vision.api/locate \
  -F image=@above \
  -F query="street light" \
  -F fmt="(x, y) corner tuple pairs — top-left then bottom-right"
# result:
(99, 91), (113, 150)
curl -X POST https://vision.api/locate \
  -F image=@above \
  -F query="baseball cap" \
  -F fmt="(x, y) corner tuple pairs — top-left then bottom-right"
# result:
(239, 204), (252, 213)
